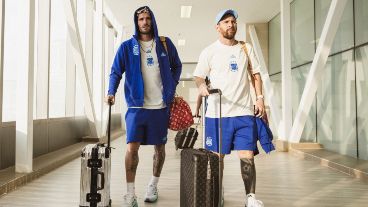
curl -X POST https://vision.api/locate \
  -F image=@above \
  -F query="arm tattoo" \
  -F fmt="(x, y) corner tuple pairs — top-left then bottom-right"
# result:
(153, 145), (166, 177)
(240, 158), (256, 194)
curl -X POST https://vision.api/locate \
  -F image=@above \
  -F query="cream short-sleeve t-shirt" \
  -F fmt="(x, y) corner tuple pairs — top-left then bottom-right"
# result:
(193, 40), (260, 118)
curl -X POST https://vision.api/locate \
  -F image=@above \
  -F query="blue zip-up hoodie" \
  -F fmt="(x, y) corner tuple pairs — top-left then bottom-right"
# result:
(108, 6), (182, 107)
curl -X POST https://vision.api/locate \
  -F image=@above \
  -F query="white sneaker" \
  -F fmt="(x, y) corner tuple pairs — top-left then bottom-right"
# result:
(144, 184), (158, 203)
(246, 194), (264, 207)
(124, 194), (138, 207)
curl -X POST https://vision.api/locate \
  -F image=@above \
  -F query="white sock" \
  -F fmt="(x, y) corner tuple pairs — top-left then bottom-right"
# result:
(149, 176), (160, 187)
(247, 193), (256, 198)
(127, 182), (135, 196)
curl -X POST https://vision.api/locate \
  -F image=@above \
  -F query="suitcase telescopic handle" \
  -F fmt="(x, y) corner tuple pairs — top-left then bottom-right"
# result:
(208, 88), (223, 207)
(107, 102), (112, 149)
(208, 89), (222, 95)
(96, 171), (105, 191)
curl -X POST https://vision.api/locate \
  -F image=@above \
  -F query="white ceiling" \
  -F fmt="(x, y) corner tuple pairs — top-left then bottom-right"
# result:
(105, 0), (281, 62)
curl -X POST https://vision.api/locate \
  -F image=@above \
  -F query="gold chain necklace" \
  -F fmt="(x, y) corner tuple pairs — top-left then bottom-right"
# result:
(140, 39), (154, 53)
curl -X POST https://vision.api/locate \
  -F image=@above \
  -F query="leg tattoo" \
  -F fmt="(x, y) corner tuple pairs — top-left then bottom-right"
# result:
(240, 158), (256, 194)
(125, 149), (139, 182)
(153, 145), (166, 177)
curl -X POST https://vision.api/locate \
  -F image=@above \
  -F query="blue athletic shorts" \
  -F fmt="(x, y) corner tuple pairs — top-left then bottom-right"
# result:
(125, 108), (169, 145)
(205, 116), (257, 154)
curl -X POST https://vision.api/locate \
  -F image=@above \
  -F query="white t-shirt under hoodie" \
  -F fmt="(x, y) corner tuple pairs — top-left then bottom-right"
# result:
(193, 40), (260, 118)
(140, 39), (165, 109)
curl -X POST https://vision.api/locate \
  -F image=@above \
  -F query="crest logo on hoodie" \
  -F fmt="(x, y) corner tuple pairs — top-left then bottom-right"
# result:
(133, 45), (139, 55)
(206, 136), (213, 147)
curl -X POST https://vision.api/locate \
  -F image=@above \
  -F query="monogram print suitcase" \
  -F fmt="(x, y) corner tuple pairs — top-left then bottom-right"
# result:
(180, 89), (223, 207)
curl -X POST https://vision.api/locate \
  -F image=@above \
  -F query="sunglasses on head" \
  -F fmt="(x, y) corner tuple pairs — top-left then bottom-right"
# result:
(136, 7), (149, 16)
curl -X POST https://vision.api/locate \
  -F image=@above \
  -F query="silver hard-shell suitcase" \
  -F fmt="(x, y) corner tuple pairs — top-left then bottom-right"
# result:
(80, 104), (112, 207)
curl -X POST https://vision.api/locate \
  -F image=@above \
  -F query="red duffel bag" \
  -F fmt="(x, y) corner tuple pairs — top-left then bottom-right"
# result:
(169, 96), (194, 131)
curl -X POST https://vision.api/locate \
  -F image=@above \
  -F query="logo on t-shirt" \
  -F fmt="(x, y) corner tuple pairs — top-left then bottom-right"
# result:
(229, 55), (238, 72)
(146, 51), (154, 67)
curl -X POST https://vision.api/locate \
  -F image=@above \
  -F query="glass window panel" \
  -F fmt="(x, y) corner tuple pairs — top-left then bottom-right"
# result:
(49, 0), (67, 118)
(315, 0), (354, 54)
(75, 73), (84, 116)
(269, 74), (282, 137)
(290, 0), (315, 67)
(2, 0), (27, 122)
(317, 50), (357, 157)
(75, 0), (87, 116)
(269, 14), (281, 75)
(33, 0), (39, 119)
(291, 64), (317, 142)
(77, 0), (86, 51)
(355, 0), (368, 46)
(356, 45), (368, 160)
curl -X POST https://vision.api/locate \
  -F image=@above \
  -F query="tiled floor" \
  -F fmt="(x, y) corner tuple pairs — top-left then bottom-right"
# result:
(0, 134), (367, 207)
(296, 149), (368, 177)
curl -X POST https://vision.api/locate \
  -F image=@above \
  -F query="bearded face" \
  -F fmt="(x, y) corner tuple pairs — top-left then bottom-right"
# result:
(216, 15), (237, 40)
(137, 12), (152, 35)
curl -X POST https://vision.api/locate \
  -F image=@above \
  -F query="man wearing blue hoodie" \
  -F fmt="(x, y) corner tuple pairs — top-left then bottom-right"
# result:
(106, 6), (182, 206)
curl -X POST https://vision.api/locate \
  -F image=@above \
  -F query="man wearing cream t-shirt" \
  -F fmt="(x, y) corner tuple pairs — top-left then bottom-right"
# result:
(193, 9), (265, 207)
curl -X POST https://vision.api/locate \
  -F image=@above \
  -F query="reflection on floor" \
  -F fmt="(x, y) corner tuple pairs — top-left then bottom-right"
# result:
(0, 133), (367, 207)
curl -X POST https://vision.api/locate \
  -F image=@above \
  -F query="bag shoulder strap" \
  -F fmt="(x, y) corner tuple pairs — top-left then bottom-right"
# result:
(160, 36), (168, 54)
(239, 41), (255, 88)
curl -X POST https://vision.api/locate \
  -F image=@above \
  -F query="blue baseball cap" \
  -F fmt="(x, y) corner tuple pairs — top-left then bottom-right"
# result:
(215, 9), (238, 24)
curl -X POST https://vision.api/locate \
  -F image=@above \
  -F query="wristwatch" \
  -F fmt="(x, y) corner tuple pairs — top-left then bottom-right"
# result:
(256, 95), (264, 100)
